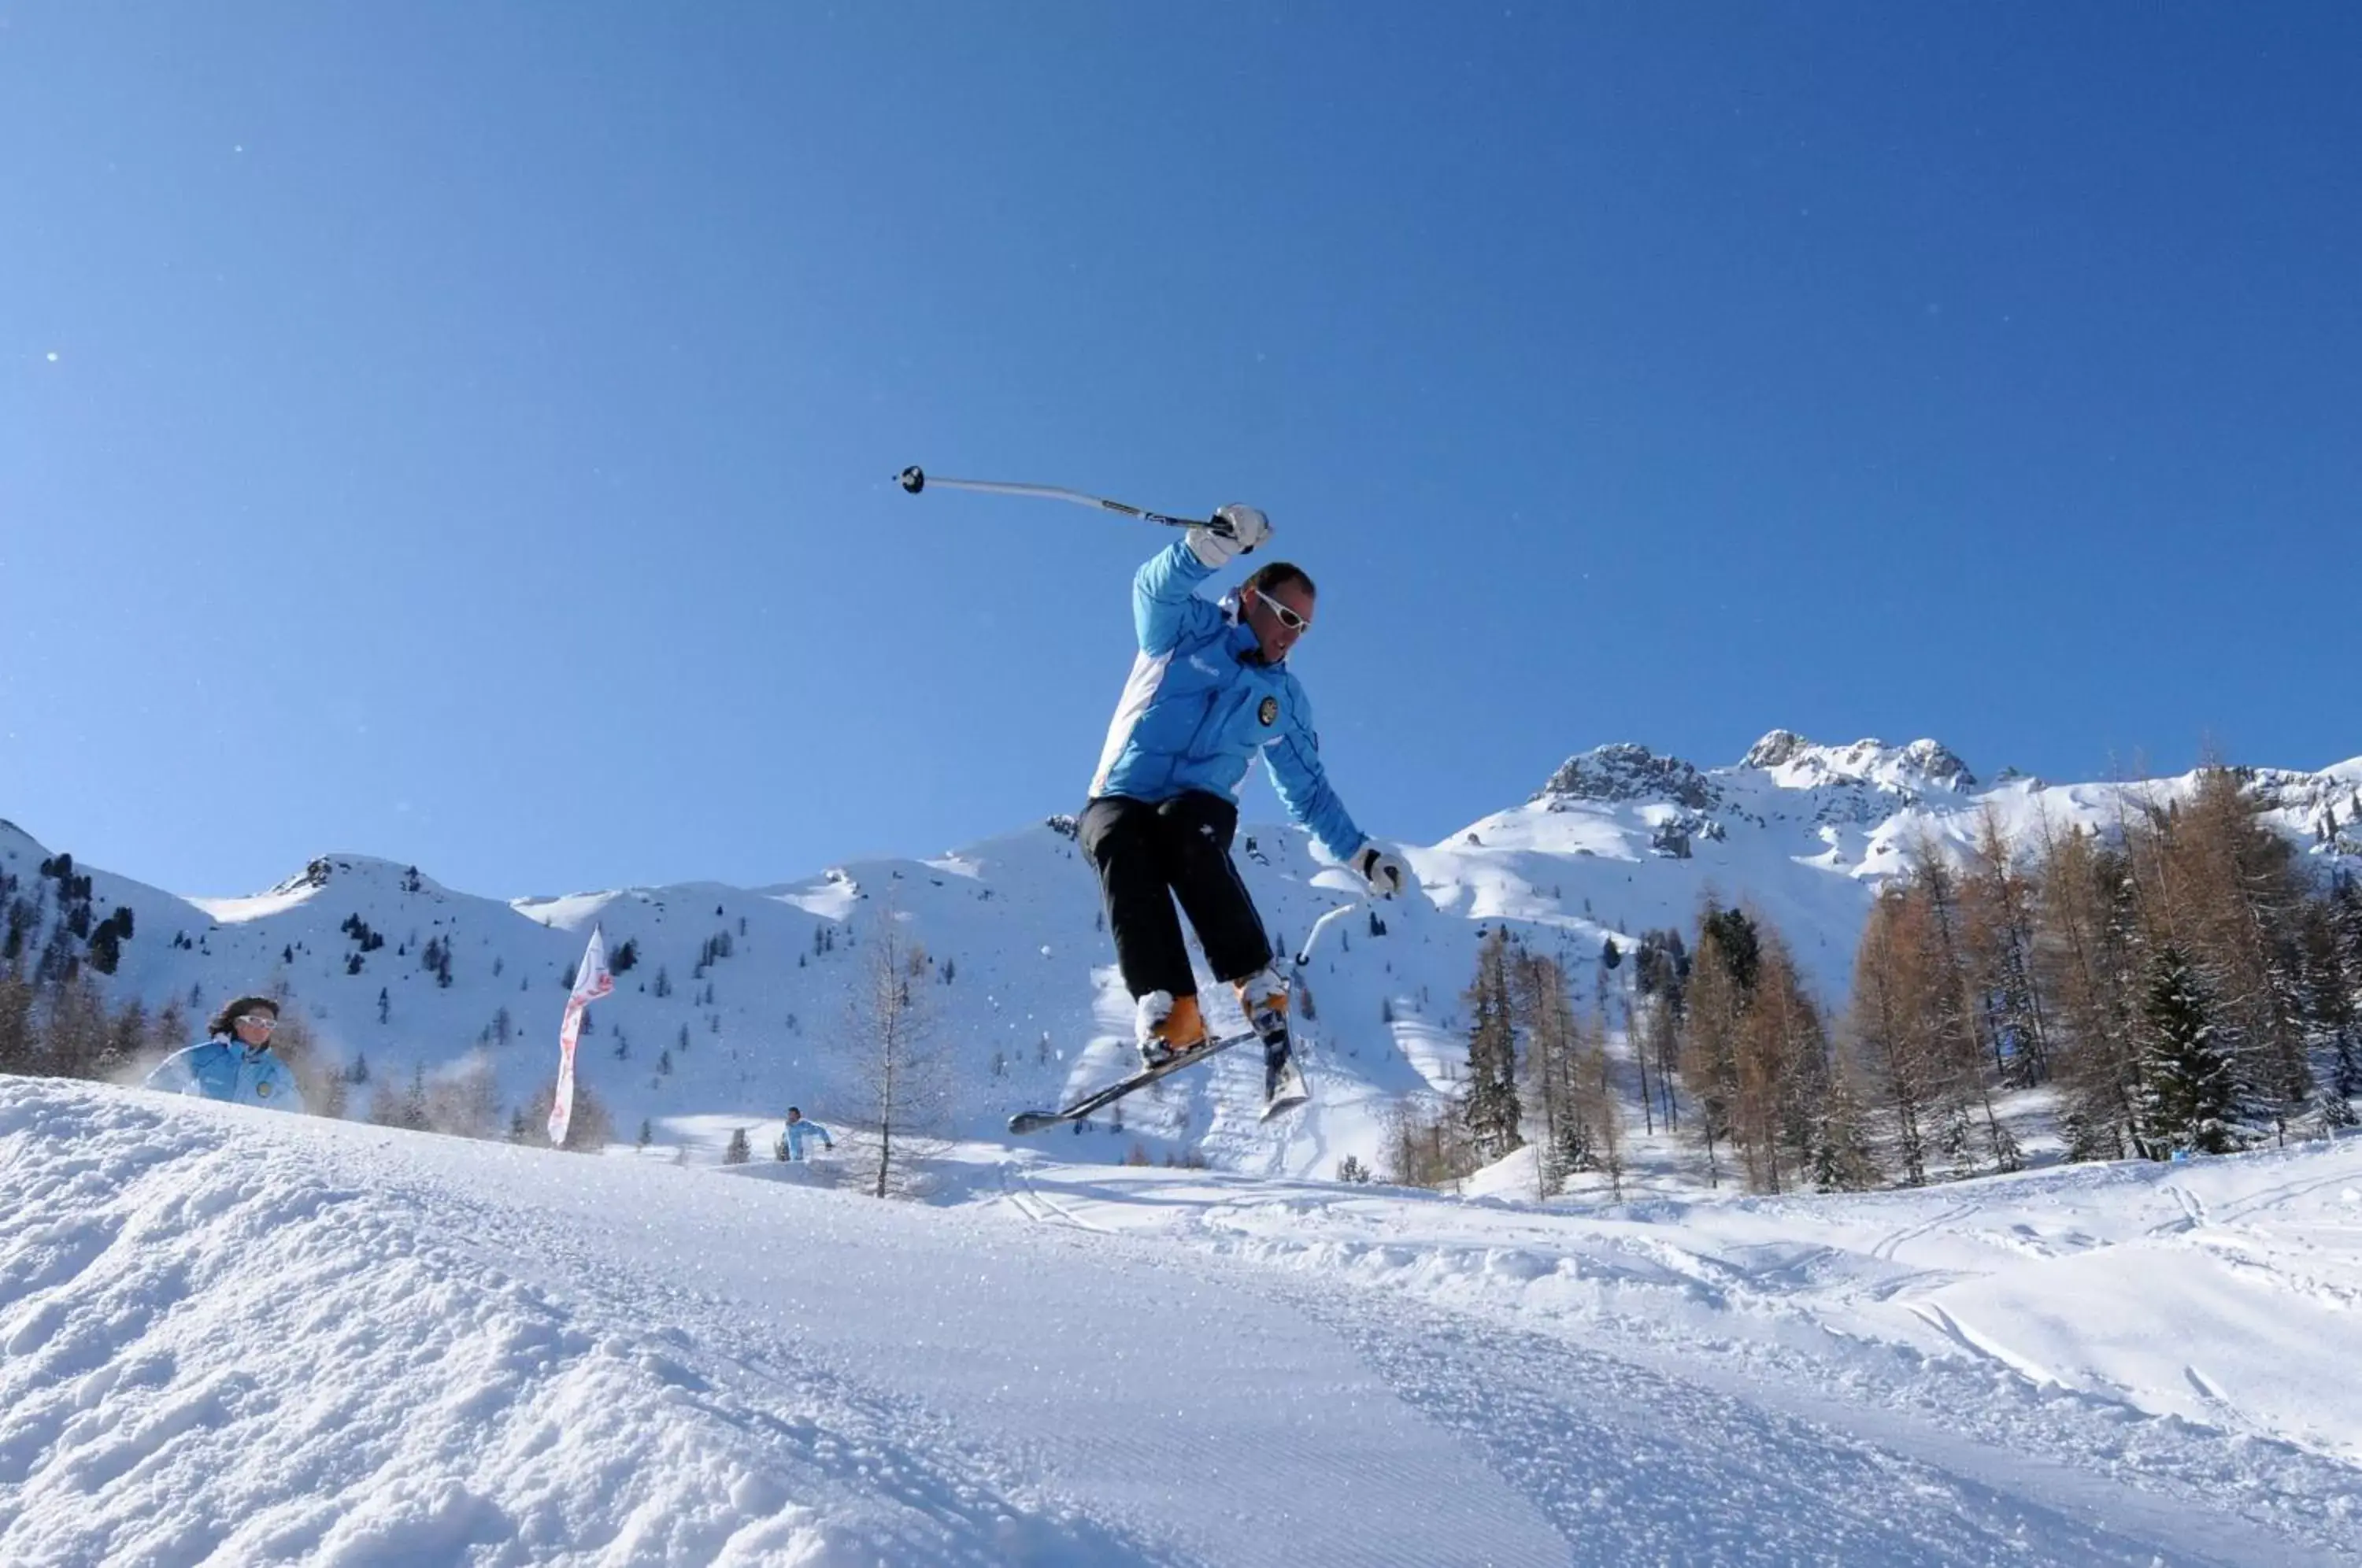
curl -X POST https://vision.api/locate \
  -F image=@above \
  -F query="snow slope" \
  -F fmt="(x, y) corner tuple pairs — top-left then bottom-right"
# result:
(6, 1078), (2362, 1565)
(6, 734), (2358, 1175)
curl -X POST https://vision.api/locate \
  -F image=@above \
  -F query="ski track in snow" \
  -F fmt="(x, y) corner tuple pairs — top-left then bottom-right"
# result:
(1001, 1159), (2362, 1568)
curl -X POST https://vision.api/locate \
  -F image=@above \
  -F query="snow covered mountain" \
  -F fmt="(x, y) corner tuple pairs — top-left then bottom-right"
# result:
(7, 732), (2360, 1174)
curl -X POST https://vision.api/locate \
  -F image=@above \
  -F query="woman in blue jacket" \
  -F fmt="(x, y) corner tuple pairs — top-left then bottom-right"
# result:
(776, 1106), (834, 1162)
(146, 994), (305, 1112)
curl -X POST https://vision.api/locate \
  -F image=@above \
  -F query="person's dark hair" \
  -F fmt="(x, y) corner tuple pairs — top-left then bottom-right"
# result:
(208, 994), (281, 1038)
(787, 1106), (801, 1118)
(1242, 560), (1315, 599)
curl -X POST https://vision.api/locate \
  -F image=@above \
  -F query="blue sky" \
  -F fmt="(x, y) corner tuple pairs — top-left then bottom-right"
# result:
(6, 3), (2357, 897)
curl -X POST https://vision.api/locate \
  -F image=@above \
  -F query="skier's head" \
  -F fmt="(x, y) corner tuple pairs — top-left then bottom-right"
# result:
(786, 1106), (802, 1122)
(1239, 561), (1315, 664)
(209, 995), (280, 1048)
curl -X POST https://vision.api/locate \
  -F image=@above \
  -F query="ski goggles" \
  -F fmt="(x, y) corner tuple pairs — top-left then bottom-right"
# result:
(235, 1014), (278, 1032)
(1252, 590), (1311, 634)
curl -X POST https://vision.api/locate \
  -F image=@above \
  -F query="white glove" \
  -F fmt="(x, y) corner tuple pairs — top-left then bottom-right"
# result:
(1352, 843), (1409, 898)
(1187, 504), (1272, 568)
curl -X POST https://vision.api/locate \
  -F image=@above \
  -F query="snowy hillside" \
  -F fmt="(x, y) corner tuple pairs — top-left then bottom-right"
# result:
(5, 1077), (2361, 1565)
(6, 733), (2358, 1174)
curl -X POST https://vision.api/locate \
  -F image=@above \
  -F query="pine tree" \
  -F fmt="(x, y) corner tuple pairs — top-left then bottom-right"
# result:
(0, 967), (34, 1075)
(1460, 929), (1524, 1163)
(2168, 769), (2315, 1139)
(97, 996), (146, 1080)
(2134, 945), (2238, 1156)
(86, 913), (124, 975)
(1511, 949), (1575, 1185)
(1809, 1059), (1883, 1192)
(1576, 1004), (1624, 1196)
(2031, 815), (2144, 1160)
(2322, 876), (2362, 1122)
(1846, 889), (1936, 1185)
(370, 1065), (432, 1132)
(37, 974), (111, 1078)
(1380, 1098), (1475, 1188)
(1906, 843), (2017, 1174)
(1678, 904), (1753, 1187)
(1632, 929), (1687, 1134)
(1736, 926), (1830, 1193)
(1963, 809), (2053, 1085)
(724, 1127), (751, 1165)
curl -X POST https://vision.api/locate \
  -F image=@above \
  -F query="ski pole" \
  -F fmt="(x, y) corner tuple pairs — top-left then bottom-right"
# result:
(1293, 898), (1370, 968)
(896, 466), (1242, 539)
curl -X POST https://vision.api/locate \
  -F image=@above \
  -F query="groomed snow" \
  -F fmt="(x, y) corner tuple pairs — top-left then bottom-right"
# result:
(7, 1079), (2361, 1566)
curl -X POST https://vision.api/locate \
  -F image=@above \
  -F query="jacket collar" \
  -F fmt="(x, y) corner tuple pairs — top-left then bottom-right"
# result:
(213, 1034), (272, 1064)
(1220, 594), (1282, 668)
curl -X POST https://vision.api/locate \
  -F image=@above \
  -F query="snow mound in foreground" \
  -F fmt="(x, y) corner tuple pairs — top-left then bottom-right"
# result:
(0, 1082), (1562, 1567)
(0, 1095), (961, 1564)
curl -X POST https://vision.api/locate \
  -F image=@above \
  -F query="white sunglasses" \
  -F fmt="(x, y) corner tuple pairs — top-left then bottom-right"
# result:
(1252, 590), (1311, 634)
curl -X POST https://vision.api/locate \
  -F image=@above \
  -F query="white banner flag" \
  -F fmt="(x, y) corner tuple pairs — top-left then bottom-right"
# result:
(549, 924), (614, 1146)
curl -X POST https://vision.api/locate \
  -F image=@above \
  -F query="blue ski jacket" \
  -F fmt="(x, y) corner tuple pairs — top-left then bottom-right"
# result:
(146, 1037), (304, 1113)
(1088, 540), (1367, 863)
(779, 1117), (834, 1161)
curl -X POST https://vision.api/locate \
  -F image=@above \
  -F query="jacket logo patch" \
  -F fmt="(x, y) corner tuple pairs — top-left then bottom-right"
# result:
(1258, 697), (1279, 727)
(256, 1082), (272, 1096)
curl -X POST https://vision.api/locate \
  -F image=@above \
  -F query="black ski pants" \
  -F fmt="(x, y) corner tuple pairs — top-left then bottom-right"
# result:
(1079, 793), (1272, 1002)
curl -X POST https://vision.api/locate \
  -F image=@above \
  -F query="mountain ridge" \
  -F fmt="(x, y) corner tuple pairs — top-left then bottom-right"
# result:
(6, 738), (2360, 1174)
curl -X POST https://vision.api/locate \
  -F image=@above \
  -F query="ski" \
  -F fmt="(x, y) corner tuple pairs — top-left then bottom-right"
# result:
(1246, 997), (1309, 1121)
(1261, 1052), (1309, 1120)
(1010, 1029), (1298, 1136)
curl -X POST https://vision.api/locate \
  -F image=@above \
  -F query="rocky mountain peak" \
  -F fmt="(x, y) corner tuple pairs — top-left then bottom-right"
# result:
(1534, 744), (1719, 811)
(1740, 730), (1976, 794)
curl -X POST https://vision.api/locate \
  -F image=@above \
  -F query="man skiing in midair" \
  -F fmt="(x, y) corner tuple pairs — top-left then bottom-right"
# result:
(1082, 504), (1407, 1105)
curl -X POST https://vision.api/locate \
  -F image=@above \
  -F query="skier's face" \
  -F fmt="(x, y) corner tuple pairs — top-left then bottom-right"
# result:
(1246, 582), (1313, 664)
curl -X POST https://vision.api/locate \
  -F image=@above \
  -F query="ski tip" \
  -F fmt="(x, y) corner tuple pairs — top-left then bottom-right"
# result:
(1008, 1111), (1057, 1136)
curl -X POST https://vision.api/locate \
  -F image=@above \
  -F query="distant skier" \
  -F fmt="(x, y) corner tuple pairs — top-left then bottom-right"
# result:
(145, 995), (305, 1112)
(1082, 507), (1407, 1093)
(776, 1106), (834, 1162)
